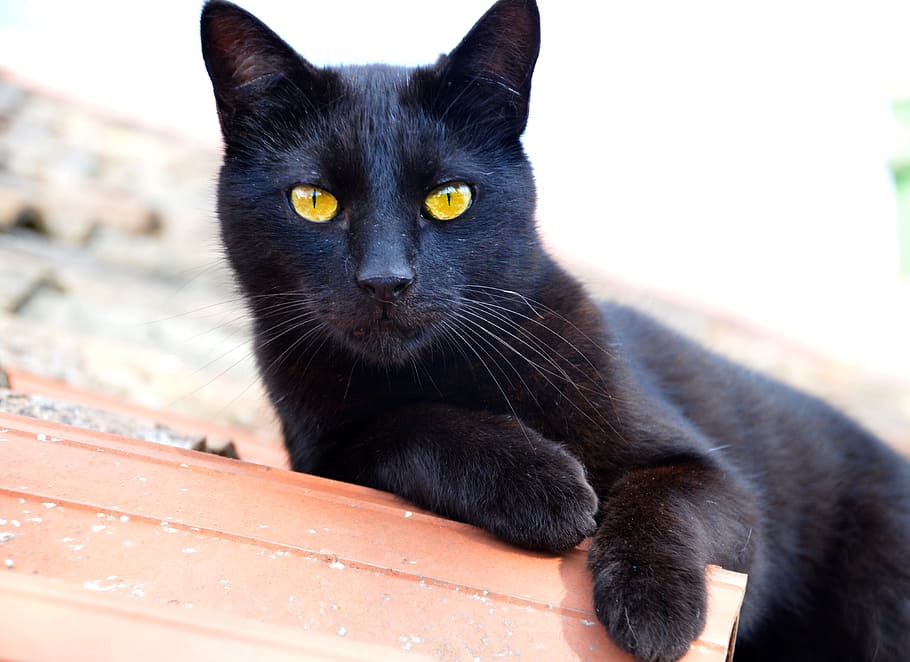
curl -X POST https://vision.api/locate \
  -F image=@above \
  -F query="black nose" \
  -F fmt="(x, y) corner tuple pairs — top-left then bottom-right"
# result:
(356, 273), (415, 302)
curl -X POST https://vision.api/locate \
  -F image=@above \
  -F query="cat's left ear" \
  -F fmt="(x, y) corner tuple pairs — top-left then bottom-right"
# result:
(435, 0), (541, 137)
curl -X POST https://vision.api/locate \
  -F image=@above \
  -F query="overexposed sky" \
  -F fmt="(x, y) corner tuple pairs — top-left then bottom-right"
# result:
(1, 1), (909, 376)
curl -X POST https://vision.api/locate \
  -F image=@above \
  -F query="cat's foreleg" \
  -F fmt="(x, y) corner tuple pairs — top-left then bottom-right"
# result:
(587, 454), (758, 662)
(319, 403), (599, 553)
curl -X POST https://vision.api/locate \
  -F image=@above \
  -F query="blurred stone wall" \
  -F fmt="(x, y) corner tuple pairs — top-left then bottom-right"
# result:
(0, 74), (273, 432)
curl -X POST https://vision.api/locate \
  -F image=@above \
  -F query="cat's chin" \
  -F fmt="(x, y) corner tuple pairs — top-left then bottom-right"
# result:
(335, 320), (434, 367)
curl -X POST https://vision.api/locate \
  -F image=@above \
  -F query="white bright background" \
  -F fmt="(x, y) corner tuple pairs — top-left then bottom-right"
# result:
(1, 1), (908, 380)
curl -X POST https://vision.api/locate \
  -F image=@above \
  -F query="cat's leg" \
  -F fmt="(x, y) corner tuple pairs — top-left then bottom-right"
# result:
(317, 403), (599, 553)
(587, 454), (758, 662)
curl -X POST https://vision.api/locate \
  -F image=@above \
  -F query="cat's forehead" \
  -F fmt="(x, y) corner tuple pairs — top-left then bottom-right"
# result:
(322, 63), (446, 168)
(336, 64), (412, 114)
(337, 64), (410, 92)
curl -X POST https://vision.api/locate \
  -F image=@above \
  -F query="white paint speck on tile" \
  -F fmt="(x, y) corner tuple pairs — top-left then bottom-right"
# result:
(83, 579), (117, 592)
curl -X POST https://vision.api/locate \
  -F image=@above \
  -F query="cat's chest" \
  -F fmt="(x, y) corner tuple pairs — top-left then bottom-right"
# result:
(318, 354), (607, 445)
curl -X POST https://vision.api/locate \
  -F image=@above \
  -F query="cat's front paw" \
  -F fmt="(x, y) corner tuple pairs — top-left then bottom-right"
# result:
(589, 550), (707, 662)
(486, 443), (598, 553)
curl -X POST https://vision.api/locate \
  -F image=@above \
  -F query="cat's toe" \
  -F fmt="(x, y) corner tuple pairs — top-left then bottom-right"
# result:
(489, 446), (598, 553)
(590, 559), (706, 662)
(532, 477), (598, 552)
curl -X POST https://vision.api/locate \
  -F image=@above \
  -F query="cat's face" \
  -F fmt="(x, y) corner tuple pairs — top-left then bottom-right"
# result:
(201, 0), (541, 366)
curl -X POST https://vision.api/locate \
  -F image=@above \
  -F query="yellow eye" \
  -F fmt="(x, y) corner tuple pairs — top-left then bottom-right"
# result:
(423, 182), (473, 221)
(290, 185), (339, 223)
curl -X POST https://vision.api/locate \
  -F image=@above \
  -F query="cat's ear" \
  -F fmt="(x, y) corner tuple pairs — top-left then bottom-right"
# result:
(200, 1), (326, 134)
(436, 0), (541, 137)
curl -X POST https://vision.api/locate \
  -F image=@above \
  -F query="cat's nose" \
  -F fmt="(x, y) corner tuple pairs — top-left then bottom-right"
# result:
(356, 273), (415, 303)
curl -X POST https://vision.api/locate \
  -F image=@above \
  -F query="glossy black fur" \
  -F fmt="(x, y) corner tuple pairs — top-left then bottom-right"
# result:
(200, 2), (910, 660)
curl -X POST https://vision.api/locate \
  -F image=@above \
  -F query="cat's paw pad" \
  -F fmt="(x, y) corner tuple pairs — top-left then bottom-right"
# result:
(488, 445), (598, 553)
(591, 558), (706, 662)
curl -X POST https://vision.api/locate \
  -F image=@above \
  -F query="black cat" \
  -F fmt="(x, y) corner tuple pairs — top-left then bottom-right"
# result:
(200, 1), (910, 660)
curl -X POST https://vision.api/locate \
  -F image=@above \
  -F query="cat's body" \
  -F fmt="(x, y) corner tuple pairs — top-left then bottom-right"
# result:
(201, 2), (910, 660)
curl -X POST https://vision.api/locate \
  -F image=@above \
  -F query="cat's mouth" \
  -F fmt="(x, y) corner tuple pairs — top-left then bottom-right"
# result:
(351, 318), (420, 340)
(335, 313), (435, 366)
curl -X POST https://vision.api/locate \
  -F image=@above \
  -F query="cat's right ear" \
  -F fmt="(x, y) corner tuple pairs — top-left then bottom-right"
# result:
(200, 1), (324, 136)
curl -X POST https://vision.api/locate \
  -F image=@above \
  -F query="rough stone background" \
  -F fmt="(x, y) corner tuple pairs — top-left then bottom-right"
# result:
(0, 72), (907, 453)
(0, 389), (206, 451)
(0, 74), (273, 434)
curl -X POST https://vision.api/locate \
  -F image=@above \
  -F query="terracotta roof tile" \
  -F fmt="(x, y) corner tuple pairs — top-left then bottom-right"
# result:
(0, 405), (746, 661)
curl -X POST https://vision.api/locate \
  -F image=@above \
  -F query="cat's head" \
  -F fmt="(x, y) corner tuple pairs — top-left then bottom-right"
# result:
(201, 0), (543, 367)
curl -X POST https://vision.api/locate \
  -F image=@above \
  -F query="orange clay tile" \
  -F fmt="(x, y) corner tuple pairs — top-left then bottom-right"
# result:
(0, 407), (747, 661)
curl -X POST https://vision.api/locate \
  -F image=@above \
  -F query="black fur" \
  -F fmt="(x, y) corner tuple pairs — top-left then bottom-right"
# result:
(200, 2), (910, 660)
